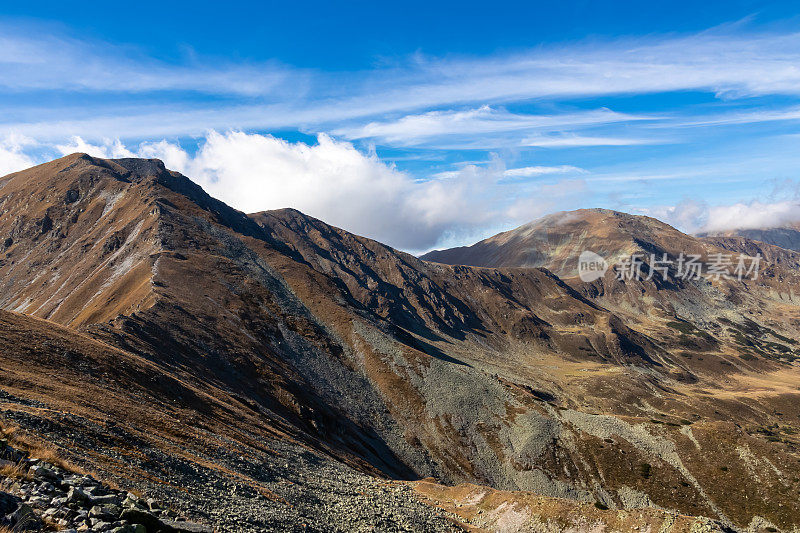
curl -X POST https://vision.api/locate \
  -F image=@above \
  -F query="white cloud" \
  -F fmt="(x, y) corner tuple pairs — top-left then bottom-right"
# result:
(0, 26), (297, 97)
(55, 137), (135, 159)
(334, 106), (647, 146)
(520, 134), (654, 147)
(3, 131), (592, 251)
(503, 165), (586, 178)
(29, 129), (800, 252)
(132, 131), (502, 251)
(145, 132), (596, 251)
(639, 199), (710, 233)
(138, 140), (191, 172)
(6, 24), (800, 146)
(12, 25), (800, 105)
(703, 200), (800, 232)
(671, 106), (800, 128)
(0, 135), (37, 177)
(380, 29), (800, 109)
(640, 197), (800, 234)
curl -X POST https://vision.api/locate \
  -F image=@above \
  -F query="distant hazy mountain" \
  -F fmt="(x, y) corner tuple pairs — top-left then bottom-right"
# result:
(699, 224), (800, 252)
(423, 208), (723, 278)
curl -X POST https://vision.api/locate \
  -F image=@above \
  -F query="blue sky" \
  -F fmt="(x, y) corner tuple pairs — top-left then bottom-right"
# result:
(3, 1), (800, 252)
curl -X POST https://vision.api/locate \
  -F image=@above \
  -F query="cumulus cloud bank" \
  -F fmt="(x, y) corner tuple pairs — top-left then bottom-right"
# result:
(9, 130), (800, 250)
(642, 197), (800, 235)
(0, 135), (37, 177)
(703, 200), (800, 232)
(54, 132), (567, 251)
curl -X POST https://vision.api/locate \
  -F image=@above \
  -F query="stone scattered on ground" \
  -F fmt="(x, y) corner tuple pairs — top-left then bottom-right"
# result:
(0, 438), (212, 533)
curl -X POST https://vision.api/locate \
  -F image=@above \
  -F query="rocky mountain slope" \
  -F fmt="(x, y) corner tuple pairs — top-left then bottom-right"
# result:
(421, 209), (642, 271)
(1, 155), (800, 531)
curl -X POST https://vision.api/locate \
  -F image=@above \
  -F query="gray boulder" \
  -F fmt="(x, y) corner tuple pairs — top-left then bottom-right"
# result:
(31, 464), (58, 482)
(9, 503), (43, 531)
(120, 508), (163, 531)
(89, 503), (122, 520)
(0, 490), (20, 515)
(91, 493), (122, 505)
(67, 486), (89, 504)
(161, 519), (214, 533)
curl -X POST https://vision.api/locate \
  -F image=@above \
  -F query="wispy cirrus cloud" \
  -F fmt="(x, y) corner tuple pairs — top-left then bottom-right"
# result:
(0, 24), (301, 96)
(669, 105), (800, 127)
(334, 106), (650, 146)
(433, 163), (585, 181)
(9, 23), (800, 102)
(371, 28), (800, 109)
(5, 22), (800, 142)
(6, 20), (800, 251)
(502, 165), (586, 178)
(519, 134), (658, 148)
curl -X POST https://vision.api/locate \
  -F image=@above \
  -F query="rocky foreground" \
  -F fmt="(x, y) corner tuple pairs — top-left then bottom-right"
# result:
(0, 412), (465, 533)
(0, 425), (744, 533)
(0, 438), (212, 533)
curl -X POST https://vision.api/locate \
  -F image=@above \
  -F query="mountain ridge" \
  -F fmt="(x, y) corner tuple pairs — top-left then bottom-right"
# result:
(1, 155), (800, 531)
(422, 208), (721, 276)
(699, 223), (800, 253)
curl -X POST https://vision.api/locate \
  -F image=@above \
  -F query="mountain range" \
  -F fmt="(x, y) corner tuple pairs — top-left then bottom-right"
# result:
(1, 154), (800, 532)
(699, 223), (800, 254)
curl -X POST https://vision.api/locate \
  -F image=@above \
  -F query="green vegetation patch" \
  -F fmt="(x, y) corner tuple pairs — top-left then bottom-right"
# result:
(666, 321), (699, 334)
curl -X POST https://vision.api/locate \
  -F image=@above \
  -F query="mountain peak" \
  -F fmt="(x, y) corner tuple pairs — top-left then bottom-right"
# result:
(0, 155), (290, 326)
(110, 156), (167, 177)
(421, 207), (691, 274)
(1, 153), (174, 194)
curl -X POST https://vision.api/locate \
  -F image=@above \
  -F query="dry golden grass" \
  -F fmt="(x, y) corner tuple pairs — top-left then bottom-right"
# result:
(0, 420), (86, 475)
(0, 460), (31, 482)
(40, 515), (64, 532)
(412, 479), (706, 532)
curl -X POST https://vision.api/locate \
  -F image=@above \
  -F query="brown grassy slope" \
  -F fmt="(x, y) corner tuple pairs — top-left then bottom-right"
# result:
(252, 208), (800, 528)
(0, 154), (162, 326)
(0, 154), (435, 480)
(419, 207), (800, 376)
(252, 208), (660, 365)
(0, 309), (466, 531)
(2, 156), (800, 528)
(0, 308), (309, 481)
(420, 208), (702, 272)
(412, 480), (722, 532)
